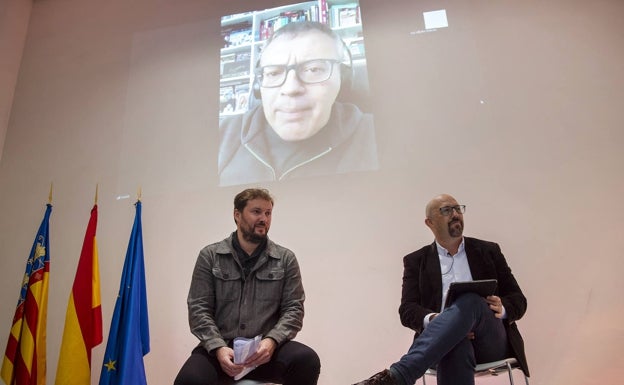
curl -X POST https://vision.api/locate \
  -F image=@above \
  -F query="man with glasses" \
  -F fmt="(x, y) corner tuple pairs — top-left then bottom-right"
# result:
(218, 21), (378, 186)
(353, 194), (529, 385)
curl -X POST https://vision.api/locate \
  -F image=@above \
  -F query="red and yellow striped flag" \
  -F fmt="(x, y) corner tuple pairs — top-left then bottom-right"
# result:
(1, 203), (52, 385)
(55, 205), (102, 385)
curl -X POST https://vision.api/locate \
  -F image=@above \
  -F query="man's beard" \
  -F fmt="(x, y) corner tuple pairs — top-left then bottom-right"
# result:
(448, 219), (464, 238)
(240, 223), (268, 244)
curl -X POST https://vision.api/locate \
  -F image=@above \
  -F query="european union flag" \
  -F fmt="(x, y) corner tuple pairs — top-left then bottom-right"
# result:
(99, 201), (149, 385)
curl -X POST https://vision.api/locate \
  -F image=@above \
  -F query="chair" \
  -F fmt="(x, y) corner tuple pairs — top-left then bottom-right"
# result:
(421, 357), (529, 385)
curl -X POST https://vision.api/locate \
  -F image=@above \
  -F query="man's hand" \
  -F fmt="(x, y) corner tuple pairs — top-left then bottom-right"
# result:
(216, 347), (244, 378)
(486, 295), (504, 319)
(244, 338), (277, 368)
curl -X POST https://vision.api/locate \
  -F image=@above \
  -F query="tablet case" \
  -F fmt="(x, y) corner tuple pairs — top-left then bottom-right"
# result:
(444, 279), (498, 308)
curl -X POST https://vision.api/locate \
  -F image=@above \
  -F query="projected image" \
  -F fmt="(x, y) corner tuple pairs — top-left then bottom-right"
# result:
(218, 1), (378, 187)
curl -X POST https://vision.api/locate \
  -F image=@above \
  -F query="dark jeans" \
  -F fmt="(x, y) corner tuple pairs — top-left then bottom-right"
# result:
(390, 293), (510, 385)
(174, 340), (320, 385)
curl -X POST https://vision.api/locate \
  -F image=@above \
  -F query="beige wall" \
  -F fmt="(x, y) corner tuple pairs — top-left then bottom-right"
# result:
(0, 0), (32, 161)
(0, 1), (623, 384)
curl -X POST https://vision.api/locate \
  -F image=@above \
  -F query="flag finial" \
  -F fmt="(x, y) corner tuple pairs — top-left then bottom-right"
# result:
(48, 182), (53, 204)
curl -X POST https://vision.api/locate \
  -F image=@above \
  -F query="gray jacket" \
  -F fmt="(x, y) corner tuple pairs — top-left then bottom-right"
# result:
(187, 233), (305, 353)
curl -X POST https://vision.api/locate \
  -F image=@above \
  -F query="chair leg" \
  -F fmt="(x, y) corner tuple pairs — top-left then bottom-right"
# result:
(505, 361), (515, 385)
(421, 362), (528, 385)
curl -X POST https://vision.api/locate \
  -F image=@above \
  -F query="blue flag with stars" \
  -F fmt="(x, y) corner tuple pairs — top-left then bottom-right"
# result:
(99, 201), (149, 385)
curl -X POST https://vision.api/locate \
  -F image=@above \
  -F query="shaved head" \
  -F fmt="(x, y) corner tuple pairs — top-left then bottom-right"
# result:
(426, 194), (457, 219)
(424, 194), (464, 250)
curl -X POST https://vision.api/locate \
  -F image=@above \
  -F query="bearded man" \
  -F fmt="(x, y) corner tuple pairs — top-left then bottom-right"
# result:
(175, 188), (320, 385)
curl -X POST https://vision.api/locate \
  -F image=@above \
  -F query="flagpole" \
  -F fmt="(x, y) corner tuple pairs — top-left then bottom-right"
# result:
(2, 198), (53, 385)
(49, 182), (53, 204)
(95, 184), (99, 205)
(137, 186), (142, 202)
(99, 195), (149, 385)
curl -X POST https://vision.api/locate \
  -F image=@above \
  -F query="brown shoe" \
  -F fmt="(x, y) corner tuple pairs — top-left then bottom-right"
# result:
(352, 369), (398, 385)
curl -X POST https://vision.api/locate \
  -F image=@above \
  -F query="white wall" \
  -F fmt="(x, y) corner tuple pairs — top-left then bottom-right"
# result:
(0, 0), (623, 384)
(0, 0), (32, 161)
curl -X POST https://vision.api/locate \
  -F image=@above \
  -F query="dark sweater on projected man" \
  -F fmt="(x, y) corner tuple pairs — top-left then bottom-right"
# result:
(217, 102), (378, 186)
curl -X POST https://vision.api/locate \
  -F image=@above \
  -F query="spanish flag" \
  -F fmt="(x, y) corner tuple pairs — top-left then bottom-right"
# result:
(1, 203), (52, 385)
(55, 205), (103, 385)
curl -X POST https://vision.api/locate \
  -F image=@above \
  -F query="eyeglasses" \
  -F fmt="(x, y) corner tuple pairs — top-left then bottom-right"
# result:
(439, 205), (466, 216)
(256, 59), (343, 88)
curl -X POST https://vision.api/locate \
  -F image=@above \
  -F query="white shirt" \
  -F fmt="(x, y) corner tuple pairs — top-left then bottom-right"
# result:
(424, 238), (473, 327)
(438, 238), (473, 310)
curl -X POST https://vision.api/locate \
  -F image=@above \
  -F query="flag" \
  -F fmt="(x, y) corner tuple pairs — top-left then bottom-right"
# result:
(1, 204), (52, 385)
(99, 201), (149, 385)
(55, 205), (102, 385)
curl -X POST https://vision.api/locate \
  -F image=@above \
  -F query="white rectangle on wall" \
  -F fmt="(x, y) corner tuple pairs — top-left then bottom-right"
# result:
(423, 9), (448, 29)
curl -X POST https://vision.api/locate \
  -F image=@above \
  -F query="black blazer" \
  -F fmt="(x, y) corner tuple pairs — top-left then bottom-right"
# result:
(398, 237), (529, 376)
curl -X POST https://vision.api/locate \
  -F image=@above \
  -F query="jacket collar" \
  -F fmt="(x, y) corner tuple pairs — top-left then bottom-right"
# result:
(215, 232), (281, 260)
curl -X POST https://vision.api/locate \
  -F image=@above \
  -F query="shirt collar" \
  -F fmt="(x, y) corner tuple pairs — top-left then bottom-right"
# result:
(435, 237), (465, 257)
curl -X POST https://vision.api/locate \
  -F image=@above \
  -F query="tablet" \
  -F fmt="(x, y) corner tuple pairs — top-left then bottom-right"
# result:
(444, 279), (498, 308)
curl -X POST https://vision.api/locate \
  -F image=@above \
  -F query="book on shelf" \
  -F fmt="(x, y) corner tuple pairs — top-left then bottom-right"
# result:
(228, 28), (253, 47)
(347, 37), (365, 58)
(234, 83), (250, 113)
(221, 21), (253, 48)
(259, 15), (288, 41)
(338, 7), (359, 27)
(320, 0), (328, 24)
(220, 53), (236, 76)
(258, 9), (317, 41)
(310, 4), (319, 23)
(221, 51), (251, 79)
(220, 82), (250, 115)
(329, 3), (360, 28)
(219, 85), (236, 114)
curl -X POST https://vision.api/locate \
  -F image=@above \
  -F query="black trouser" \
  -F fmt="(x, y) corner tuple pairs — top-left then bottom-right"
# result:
(174, 340), (320, 385)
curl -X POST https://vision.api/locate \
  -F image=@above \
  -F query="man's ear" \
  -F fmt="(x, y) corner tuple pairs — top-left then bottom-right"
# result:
(424, 217), (433, 229)
(234, 209), (240, 224)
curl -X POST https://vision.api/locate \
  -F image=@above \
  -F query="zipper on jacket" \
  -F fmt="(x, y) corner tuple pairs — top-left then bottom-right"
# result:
(244, 144), (332, 181)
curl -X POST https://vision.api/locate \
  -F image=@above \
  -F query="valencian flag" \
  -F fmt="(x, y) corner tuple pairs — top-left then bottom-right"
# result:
(1, 203), (52, 385)
(55, 204), (103, 385)
(99, 200), (149, 385)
